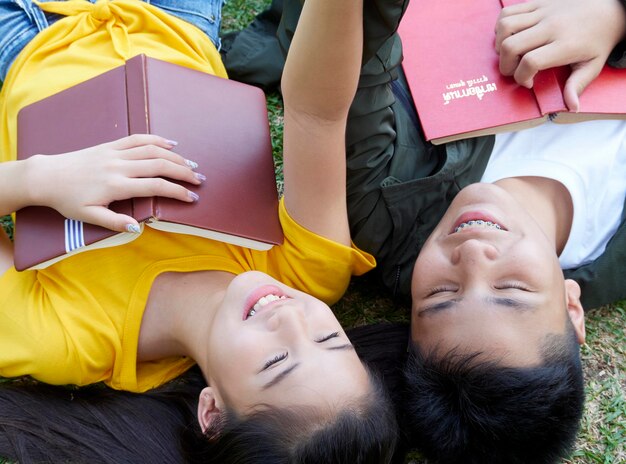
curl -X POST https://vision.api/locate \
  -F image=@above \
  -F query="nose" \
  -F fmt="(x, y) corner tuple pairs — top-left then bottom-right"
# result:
(265, 302), (307, 337)
(450, 238), (499, 266)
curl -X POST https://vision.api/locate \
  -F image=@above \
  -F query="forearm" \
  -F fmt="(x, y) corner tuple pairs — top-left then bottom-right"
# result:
(281, 0), (363, 244)
(282, 0), (363, 121)
(277, 0), (409, 75)
(0, 159), (36, 216)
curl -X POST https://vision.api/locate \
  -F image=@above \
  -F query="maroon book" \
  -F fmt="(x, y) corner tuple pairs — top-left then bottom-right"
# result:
(398, 0), (626, 145)
(15, 54), (283, 271)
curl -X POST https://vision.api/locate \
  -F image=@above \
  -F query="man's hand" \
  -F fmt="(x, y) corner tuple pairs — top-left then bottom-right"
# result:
(495, 0), (626, 111)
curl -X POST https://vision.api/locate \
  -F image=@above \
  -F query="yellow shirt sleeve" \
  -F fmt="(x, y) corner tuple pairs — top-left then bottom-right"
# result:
(266, 200), (376, 306)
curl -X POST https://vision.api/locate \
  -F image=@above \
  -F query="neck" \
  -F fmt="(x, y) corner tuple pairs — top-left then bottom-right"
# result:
(138, 271), (235, 364)
(495, 177), (573, 254)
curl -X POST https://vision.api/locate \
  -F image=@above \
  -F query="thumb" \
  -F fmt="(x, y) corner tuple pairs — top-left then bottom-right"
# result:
(563, 59), (603, 113)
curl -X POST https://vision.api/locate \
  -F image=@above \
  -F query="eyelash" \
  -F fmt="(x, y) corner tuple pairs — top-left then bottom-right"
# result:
(263, 353), (287, 370)
(261, 332), (339, 370)
(496, 283), (530, 291)
(428, 282), (531, 295)
(315, 331), (340, 343)
(427, 286), (456, 296)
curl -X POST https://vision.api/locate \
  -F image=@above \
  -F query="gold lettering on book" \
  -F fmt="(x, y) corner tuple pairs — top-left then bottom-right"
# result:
(442, 75), (497, 105)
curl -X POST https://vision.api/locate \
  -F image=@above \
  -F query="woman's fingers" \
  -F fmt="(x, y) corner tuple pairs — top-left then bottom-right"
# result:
(120, 156), (204, 186)
(55, 177), (198, 233)
(106, 133), (177, 151)
(107, 134), (200, 173)
(30, 134), (205, 230)
(116, 177), (200, 204)
(77, 206), (142, 233)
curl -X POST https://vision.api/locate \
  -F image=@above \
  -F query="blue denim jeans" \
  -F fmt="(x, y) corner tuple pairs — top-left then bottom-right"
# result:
(0, 0), (225, 81)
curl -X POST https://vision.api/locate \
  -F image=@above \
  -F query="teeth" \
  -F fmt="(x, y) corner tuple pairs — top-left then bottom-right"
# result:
(248, 294), (287, 318)
(454, 220), (502, 233)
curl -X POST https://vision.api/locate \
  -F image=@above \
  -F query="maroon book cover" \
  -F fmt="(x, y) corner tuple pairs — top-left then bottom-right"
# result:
(398, 0), (626, 145)
(15, 55), (282, 271)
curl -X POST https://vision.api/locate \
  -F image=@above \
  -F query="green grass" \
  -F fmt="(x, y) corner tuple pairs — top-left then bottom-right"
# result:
(0, 215), (11, 240)
(1, 1), (624, 463)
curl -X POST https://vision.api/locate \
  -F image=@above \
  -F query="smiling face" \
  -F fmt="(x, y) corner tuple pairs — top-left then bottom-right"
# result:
(410, 183), (585, 366)
(197, 271), (370, 430)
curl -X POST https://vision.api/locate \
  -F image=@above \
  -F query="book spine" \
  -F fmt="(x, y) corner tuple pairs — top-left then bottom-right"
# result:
(533, 68), (568, 116)
(125, 54), (154, 222)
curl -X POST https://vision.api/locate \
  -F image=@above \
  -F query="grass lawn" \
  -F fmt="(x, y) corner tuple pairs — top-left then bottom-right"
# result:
(1, 1), (624, 463)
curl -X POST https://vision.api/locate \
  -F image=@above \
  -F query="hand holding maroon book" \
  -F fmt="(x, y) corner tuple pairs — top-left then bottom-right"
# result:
(15, 55), (283, 271)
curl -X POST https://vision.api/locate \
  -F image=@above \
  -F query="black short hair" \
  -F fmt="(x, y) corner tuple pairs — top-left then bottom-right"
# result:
(183, 368), (399, 464)
(403, 321), (584, 464)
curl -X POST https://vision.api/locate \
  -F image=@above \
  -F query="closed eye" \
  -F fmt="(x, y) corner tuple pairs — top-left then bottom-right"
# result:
(315, 331), (339, 343)
(495, 283), (531, 291)
(427, 286), (457, 296)
(262, 352), (287, 371)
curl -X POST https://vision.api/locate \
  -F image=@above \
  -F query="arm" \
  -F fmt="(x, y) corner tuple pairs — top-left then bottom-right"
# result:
(281, 0), (363, 246)
(495, 0), (626, 111)
(0, 134), (202, 230)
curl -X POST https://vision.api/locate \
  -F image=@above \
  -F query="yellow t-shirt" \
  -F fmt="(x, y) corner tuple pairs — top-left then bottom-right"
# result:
(0, 1), (376, 392)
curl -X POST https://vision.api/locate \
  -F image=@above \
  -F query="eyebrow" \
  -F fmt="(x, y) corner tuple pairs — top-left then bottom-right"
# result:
(261, 344), (355, 390)
(327, 343), (354, 351)
(418, 296), (535, 317)
(262, 363), (300, 390)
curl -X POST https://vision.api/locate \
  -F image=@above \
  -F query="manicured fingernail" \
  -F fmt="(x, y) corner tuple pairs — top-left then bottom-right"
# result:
(185, 159), (198, 169)
(188, 191), (200, 202)
(195, 172), (207, 181)
(126, 224), (141, 233)
(166, 139), (178, 147)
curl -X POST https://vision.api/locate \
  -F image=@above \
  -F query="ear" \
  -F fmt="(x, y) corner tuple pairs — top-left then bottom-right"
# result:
(564, 279), (586, 344)
(197, 387), (223, 434)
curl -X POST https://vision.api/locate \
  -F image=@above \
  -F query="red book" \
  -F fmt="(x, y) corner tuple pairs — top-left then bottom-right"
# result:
(15, 54), (283, 271)
(398, 0), (626, 145)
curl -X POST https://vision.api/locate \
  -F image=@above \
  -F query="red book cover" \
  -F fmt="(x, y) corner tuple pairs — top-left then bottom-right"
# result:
(15, 55), (282, 271)
(398, 0), (626, 144)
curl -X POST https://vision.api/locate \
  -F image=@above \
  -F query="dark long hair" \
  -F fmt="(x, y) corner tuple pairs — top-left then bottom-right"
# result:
(0, 373), (202, 463)
(0, 323), (409, 464)
(182, 370), (397, 464)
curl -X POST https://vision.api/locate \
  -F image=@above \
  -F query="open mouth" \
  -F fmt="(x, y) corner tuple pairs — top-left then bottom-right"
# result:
(454, 219), (503, 233)
(245, 293), (288, 319)
(450, 211), (507, 235)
